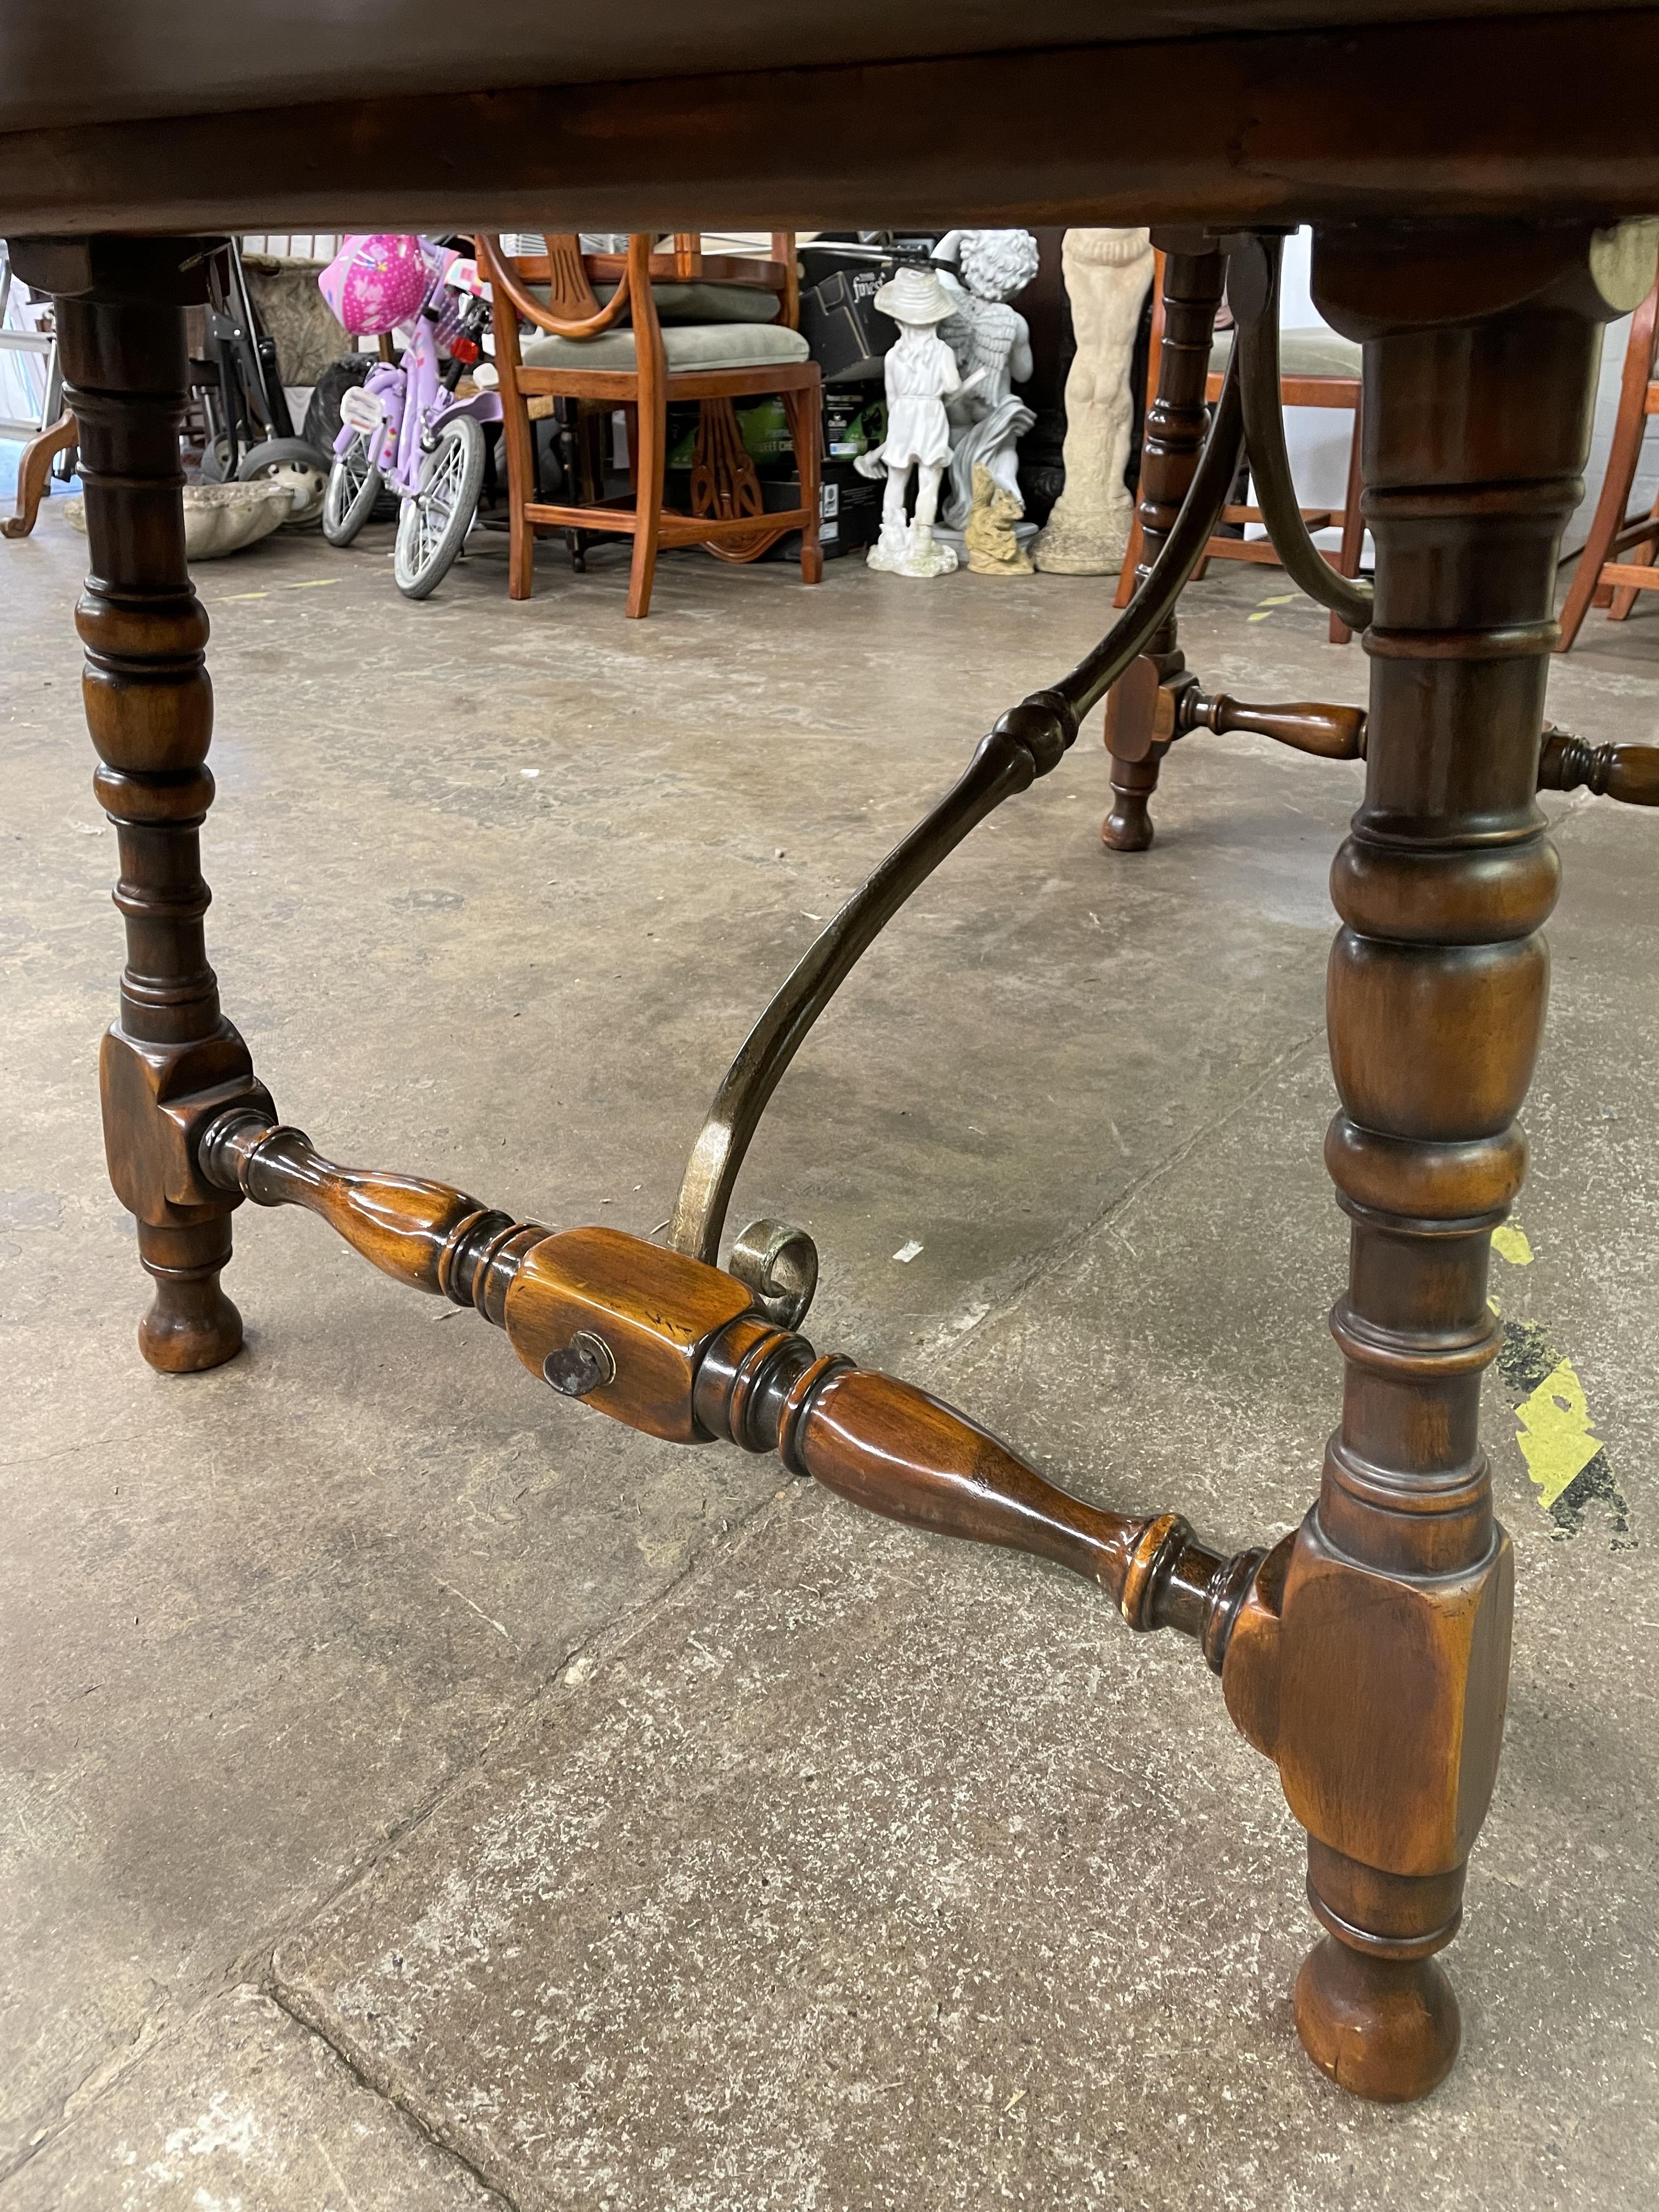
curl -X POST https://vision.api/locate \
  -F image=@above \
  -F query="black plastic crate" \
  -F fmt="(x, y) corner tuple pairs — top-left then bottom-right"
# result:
(799, 267), (896, 383)
(758, 459), (882, 562)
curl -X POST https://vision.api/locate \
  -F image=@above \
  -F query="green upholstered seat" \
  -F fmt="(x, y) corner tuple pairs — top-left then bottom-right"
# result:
(1209, 326), (1362, 378)
(521, 321), (811, 373)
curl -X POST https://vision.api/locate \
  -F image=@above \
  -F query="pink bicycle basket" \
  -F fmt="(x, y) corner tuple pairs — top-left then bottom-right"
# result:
(319, 235), (431, 336)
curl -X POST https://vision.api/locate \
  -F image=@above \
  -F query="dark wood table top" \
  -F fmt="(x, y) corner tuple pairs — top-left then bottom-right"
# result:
(0, 3), (1652, 236)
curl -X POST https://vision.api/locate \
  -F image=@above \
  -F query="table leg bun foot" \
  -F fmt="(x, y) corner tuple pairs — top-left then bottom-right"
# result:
(136, 1220), (242, 1373)
(1101, 801), (1153, 850)
(1294, 1935), (1460, 2104)
(1102, 758), (1159, 850)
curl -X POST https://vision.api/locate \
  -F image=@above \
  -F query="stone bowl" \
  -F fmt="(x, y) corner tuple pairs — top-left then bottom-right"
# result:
(59, 480), (294, 560)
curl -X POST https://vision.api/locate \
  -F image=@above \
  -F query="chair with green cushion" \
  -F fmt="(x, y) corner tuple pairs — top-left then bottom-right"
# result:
(1186, 321), (1365, 644)
(479, 231), (822, 619)
(1115, 248), (1366, 645)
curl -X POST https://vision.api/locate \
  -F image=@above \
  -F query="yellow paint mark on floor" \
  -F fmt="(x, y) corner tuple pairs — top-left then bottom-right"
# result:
(1492, 1223), (1534, 1266)
(1515, 1357), (1602, 1508)
(1258, 593), (1297, 606)
(221, 590), (269, 602)
(1246, 611), (1274, 622)
(284, 578), (341, 590)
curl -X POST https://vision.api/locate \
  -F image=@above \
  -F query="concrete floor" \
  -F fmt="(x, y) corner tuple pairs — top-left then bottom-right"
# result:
(2, 506), (1656, 2210)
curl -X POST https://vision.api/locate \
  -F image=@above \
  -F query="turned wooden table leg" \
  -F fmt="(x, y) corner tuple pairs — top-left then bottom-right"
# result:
(1271, 222), (1650, 2101)
(1101, 235), (1223, 851)
(33, 237), (263, 1371)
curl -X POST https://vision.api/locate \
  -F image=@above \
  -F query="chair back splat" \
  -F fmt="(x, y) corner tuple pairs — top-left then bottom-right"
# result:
(477, 230), (822, 618)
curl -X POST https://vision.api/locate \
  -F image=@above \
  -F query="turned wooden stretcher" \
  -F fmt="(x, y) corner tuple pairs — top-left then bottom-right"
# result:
(6, 0), (1659, 2111)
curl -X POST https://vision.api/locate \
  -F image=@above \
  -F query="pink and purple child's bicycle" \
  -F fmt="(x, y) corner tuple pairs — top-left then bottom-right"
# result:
(317, 234), (501, 599)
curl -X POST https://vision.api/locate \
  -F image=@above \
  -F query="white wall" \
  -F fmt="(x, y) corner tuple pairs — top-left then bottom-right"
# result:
(0, 274), (54, 433)
(1268, 229), (1652, 564)
(1254, 230), (1361, 556)
(241, 234), (341, 261)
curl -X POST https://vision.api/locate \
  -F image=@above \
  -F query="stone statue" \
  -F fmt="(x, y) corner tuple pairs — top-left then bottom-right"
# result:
(963, 464), (1034, 576)
(1033, 228), (1155, 576)
(855, 264), (967, 578)
(930, 229), (1040, 533)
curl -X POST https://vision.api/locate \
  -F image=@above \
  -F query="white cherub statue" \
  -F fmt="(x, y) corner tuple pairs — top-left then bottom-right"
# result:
(855, 264), (969, 578)
(932, 228), (1040, 533)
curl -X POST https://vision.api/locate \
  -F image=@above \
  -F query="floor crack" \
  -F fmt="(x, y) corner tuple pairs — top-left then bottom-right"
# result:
(917, 1017), (1330, 1382)
(266, 1981), (520, 2209)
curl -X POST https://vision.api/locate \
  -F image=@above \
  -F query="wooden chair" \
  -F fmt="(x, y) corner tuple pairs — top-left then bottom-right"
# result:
(1115, 248), (1365, 644)
(1556, 274), (1659, 650)
(0, 246), (77, 539)
(477, 232), (821, 619)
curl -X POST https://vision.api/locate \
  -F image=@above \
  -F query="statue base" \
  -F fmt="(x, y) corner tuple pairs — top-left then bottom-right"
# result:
(1031, 506), (1133, 575)
(866, 518), (959, 579)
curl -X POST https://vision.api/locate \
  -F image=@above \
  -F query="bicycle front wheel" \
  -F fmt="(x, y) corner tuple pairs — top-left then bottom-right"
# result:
(393, 416), (485, 600)
(321, 433), (382, 548)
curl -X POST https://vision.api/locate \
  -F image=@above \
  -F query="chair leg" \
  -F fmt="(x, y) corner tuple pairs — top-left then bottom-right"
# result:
(785, 385), (824, 585)
(1113, 503), (1144, 608)
(1, 409), (77, 540)
(1328, 395), (1365, 645)
(498, 373), (538, 602)
(1556, 286), (1656, 649)
(1609, 483), (1659, 619)
(625, 390), (665, 620)
(509, 515), (535, 600)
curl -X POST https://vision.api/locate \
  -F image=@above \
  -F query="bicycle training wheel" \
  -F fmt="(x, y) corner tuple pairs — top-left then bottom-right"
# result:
(393, 416), (484, 600)
(237, 437), (332, 528)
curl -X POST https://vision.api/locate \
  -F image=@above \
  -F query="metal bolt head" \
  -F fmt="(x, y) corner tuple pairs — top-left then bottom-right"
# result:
(542, 1328), (617, 1397)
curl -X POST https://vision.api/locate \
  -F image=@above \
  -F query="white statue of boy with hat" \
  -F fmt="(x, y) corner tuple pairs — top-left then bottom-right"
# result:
(856, 264), (981, 578)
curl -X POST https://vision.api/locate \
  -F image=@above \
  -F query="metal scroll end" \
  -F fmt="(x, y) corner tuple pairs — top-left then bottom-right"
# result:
(729, 1218), (820, 1330)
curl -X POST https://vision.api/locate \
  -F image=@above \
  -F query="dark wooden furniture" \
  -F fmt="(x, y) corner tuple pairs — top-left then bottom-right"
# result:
(479, 229), (821, 618)
(1115, 246), (1365, 644)
(1558, 272), (1659, 648)
(6, 0), (1659, 2117)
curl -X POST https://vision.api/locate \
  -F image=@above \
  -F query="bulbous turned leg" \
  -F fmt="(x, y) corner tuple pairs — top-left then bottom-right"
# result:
(1101, 235), (1222, 853)
(26, 235), (259, 1373)
(1295, 1941), (1460, 2104)
(1101, 751), (1161, 850)
(1267, 217), (1656, 2101)
(136, 1221), (242, 1373)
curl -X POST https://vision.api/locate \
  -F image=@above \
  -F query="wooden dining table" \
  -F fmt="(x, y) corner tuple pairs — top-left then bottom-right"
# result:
(4, 0), (1657, 2112)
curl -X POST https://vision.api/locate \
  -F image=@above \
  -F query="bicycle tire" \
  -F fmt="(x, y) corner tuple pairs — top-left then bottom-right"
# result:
(321, 433), (382, 547)
(393, 416), (484, 600)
